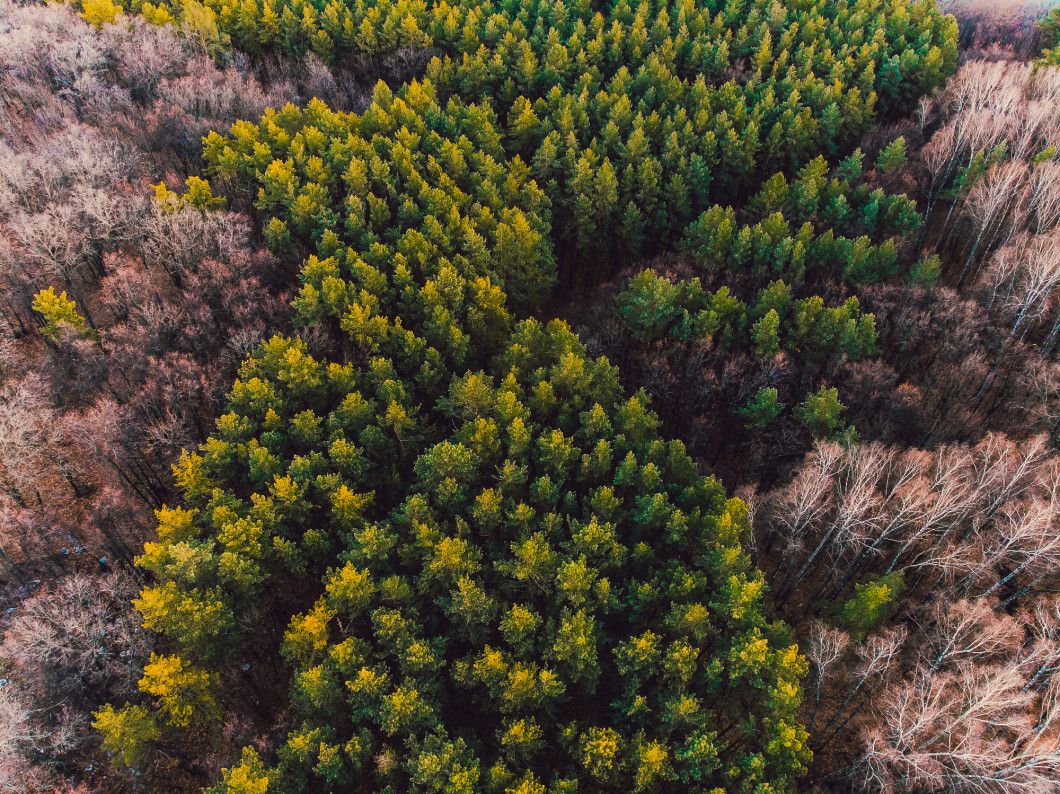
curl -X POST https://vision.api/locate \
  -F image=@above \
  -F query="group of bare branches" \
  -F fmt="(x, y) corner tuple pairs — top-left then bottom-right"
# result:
(804, 597), (1060, 794)
(756, 433), (1060, 611)
(914, 61), (1060, 354)
(754, 433), (1060, 792)
(0, 0), (300, 571)
(0, 574), (153, 793)
(936, 0), (1049, 60)
(858, 596), (1060, 794)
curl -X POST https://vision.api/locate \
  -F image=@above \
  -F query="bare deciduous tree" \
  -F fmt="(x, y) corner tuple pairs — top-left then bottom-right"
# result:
(921, 599), (1023, 671)
(806, 621), (849, 731)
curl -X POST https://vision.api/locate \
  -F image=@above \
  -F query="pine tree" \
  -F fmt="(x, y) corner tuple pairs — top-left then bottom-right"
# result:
(835, 572), (904, 639)
(751, 309), (782, 359)
(739, 387), (785, 430)
(876, 137), (907, 174)
(794, 386), (848, 440)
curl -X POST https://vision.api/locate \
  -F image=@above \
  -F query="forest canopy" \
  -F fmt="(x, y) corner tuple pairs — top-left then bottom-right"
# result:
(84, 0), (960, 790)
(15, 0), (1060, 792)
